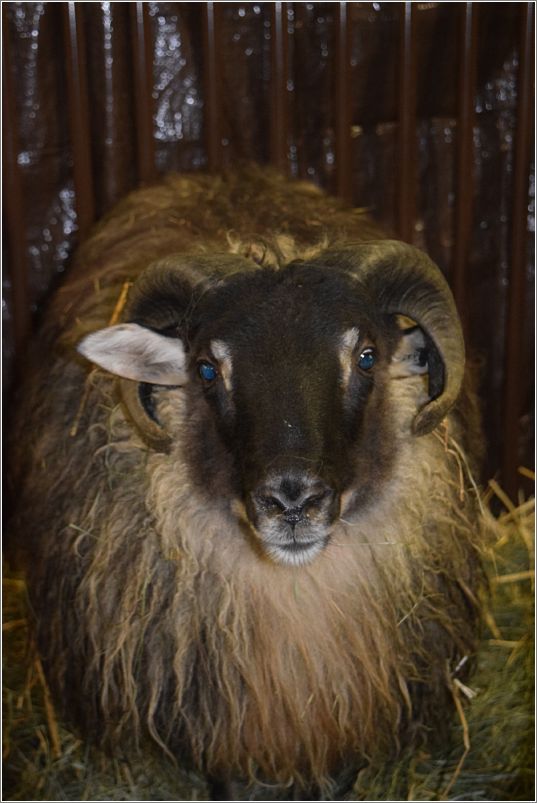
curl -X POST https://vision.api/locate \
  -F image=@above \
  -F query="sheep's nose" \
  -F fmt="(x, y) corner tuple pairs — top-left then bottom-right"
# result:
(252, 475), (335, 524)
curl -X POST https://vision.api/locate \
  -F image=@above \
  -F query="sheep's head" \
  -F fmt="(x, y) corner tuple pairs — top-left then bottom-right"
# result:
(78, 241), (464, 566)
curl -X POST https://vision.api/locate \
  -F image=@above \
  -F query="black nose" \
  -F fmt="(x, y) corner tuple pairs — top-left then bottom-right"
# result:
(253, 475), (334, 524)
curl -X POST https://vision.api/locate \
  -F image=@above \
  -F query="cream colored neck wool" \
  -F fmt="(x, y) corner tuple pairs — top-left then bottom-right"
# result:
(57, 373), (485, 791)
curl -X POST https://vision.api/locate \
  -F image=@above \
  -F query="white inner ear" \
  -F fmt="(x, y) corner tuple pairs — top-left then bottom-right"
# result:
(391, 326), (428, 378)
(77, 323), (187, 385)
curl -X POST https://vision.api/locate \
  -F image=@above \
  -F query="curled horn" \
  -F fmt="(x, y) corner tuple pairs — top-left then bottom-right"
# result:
(312, 240), (465, 436)
(119, 379), (173, 453)
(118, 254), (256, 452)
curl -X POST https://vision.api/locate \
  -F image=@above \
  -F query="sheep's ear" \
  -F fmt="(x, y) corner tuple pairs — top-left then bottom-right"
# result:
(391, 326), (429, 378)
(77, 323), (187, 385)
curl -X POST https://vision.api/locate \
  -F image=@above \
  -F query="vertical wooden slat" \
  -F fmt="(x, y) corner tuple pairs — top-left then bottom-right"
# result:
(334, 1), (352, 202)
(202, 1), (221, 171)
(63, 2), (95, 240)
(2, 13), (31, 358)
(452, 3), (479, 329)
(502, 1), (534, 498)
(397, 2), (417, 243)
(270, 2), (289, 172)
(130, 1), (156, 184)
(86, 3), (136, 214)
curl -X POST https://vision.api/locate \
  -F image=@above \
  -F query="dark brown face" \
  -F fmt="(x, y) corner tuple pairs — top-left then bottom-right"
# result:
(182, 262), (399, 566)
(79, 243), (461, 567)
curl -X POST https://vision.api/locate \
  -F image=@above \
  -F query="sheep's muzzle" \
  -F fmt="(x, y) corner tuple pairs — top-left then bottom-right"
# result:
(245, 470), (340, 566)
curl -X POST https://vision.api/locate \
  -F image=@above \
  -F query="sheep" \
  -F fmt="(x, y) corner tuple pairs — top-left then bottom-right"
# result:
(7, 166), (486, 800)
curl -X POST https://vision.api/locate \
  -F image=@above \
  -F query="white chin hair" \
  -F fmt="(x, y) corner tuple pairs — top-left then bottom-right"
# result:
(266, 540), (325, 567)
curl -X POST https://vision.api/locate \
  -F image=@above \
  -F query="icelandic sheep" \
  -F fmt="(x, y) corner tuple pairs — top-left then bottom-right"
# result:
(7, 167), (485, 799)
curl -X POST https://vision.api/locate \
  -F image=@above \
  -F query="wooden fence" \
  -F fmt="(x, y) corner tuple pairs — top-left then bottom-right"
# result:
(3, 2), (534, 497)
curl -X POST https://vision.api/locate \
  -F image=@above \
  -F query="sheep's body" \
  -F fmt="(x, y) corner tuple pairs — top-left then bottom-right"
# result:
(9, 168), (485, 796)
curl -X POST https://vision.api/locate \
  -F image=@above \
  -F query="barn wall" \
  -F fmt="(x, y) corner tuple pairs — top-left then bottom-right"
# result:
(2, 1), (534, 496)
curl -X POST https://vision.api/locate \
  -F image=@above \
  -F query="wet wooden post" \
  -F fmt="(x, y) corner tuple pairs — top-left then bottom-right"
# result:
(335, 1), (353, 202)
(202, 1), (222, 170)
(397, 2), (417, 243)
(63, 1), (95, 240)
(451, 2), (479, 333)
(130, 1), (156, 184)
(502, 2), (534, 498)
(2, 12), (31, 359)
(270, 2), (289, 172)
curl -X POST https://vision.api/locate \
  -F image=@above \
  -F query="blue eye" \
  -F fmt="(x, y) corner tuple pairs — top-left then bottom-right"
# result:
(198, 362), (218, 382)
(358, 349), (376, 371)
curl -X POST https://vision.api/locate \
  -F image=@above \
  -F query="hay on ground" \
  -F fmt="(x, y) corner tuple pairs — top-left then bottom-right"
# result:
(3, 482), (534, 801)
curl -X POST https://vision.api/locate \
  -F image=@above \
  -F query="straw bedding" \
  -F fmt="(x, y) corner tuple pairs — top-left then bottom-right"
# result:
(3, 478), (533, 801)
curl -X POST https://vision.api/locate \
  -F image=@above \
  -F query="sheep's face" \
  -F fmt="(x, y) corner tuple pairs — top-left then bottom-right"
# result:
(182, 265), (401, 566)
(79, 261), (428, 567)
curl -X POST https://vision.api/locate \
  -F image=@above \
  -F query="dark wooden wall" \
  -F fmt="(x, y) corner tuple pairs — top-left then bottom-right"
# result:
(2, 2), (534, 498)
